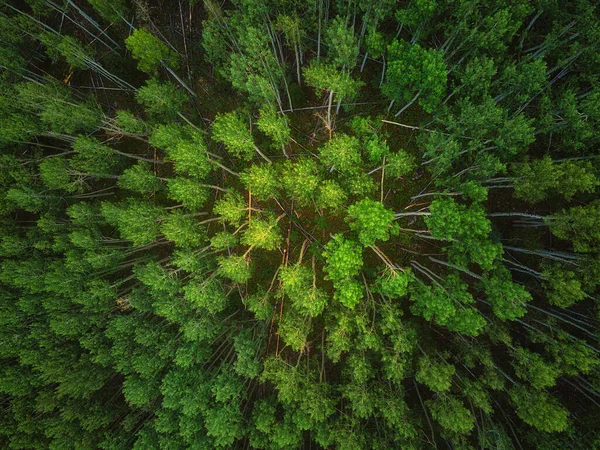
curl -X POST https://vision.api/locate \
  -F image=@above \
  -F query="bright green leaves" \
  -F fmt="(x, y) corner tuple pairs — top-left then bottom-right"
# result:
(323, 235), (364, 308)
(160, 210), (205, 248)
(375, 268), (412, 298)
(416, 355), (455, 392)
(167, 178), (209, 210)
(211, 111), (256, 161)
(512, 348), (560, 389)
(315, 180), (347, 213)
(425, 197), (502, 270)
(427, 395), (475, 434)
(346, 200), (399, 247)
(262, 357), (336, 430)
(115, 110), (147, 134)
(118, 162), (162, 194)
(213, 192), (247, 226)
(425, 197), (466, 240)
(257, 104), (291, 149)
(101, 200), (163, 246)
(333, 279), (364, 309)
(319, 134), (362, 174)
(481, 267), (531, 321)
(217, 255), (251, 284)
(282, 158), (322, 207)
(136, 79), (187, 119)
(72, 135), (118, 175)
(509, 385), (568, 433)
(39, 158), (78, 193)
(183, 277), (227, 314)
(210, 232), (238, 250)
(410, 274), (486, 336)
(323, 235), (363, 284)
(303, 62), (364, 102)
(279, 264), (327, 316)
(241, 216), (282, 251)
(383, 40), (447, 114)
(166, 140), (212, 180)
(240, 164), (279, 201)
(125, 28), (179, 73)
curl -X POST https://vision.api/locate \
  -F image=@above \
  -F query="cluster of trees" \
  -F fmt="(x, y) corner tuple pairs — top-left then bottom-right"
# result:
(1, 0), (600, 448)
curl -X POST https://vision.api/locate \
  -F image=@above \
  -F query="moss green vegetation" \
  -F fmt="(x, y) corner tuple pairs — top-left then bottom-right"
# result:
(1, 0), (600, 448)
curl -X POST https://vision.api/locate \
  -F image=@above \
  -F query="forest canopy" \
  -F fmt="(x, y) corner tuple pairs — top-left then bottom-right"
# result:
(1, 0), (600, 449)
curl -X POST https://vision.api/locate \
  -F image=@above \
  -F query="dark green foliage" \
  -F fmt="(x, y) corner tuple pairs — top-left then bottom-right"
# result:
(1, 1), (600, 449)
(383, 40), (447, 113)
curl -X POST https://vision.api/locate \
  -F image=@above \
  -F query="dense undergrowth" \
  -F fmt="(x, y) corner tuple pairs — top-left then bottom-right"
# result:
(1, 0), (600, 448)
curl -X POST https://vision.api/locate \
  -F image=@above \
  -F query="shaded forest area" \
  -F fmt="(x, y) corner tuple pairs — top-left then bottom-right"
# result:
(1, 0), (600, 448)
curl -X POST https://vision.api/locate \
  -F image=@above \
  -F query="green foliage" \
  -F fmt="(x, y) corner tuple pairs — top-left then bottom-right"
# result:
(125, 28), (179, 73)
(17, 80), (102, 134)
(213, 192), (247, 226)
(425, 198), (503, 270)
(346, 199), (399, 247)
(115, 110), (147, 134)
(257, 103), (291, 149)
(2, 3), (600, 448)
(217, 255), (252, 283)
(513, 157), (599, 203)
(240, 164), (279, 201)
(279, 264), (328, 316)
(416, 356), (455, 392)
(166, 139), (212, 179)
(386, 150), (416, 178)
(548, 201), (600, 252)
(281, 158), (322, 207)
(325, 17), (359, 70)
(383, 40), (447, 113)
(316, 179), (348, 213)
(375, 268), (412, 298)
(39, 157), (78, 192)
(167, 177), (210, 210)
(211, 111), (257, 160)
(210, 232), (238, 250)
(323, 236), (364, 308)
(323, 235), (363, 284)
(101, 200), (163, 246)
(481, 267), (531, 321)
(542, 265), (587, 308)
(86, 0), (126, 22)
(410, 274), (486, 336)
(303, 62), (364, 102)
(118, 162), (162, 194)
(241, 216), (282, 251)
(512, 347), (560, 389)
(160, 210), (205, 248)
(319, 134), (362, 174)
(183, 277), (227, 314)
(136, 78), (188, 119)
(39, 32), (91, 70)
(71, 135), (118, 175)
(509, 385), (569, 433)
(427, 395), (475, 434)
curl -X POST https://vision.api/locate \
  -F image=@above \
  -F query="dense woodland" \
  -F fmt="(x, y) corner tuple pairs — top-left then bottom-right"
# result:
(1, 0), (600, 448)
